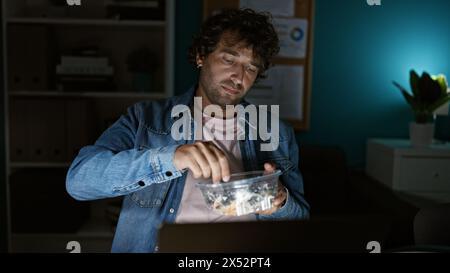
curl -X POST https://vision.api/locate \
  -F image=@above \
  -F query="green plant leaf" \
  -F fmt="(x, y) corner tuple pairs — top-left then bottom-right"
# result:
(419, 72), (442, 104)
(402, 90), (420, 110)
(410, 70), (420, 98)
(429, 96), (450, 113)
(393, 81), (419, 110)
(433, 74), (449, 94)
(393, 81), (409, 94)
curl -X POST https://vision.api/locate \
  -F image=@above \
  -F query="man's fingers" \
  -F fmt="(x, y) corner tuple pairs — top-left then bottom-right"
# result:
(210, 145), (231, 182)
(190, 148), (211, 179)
(273, 195), (284, 206)
(263, 162), (276, 174)
(181, 141), (231, 183)
(196, 142), (222, 183)
(186, 156), (203, 179)
(258, 207), (276, 215)
(258, 186), (287, 215)
(273, 187), (287, 206)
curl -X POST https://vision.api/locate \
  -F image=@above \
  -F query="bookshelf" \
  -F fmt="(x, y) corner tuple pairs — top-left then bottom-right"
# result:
(7, 17), (167, 27)
(9, 90), (169, 99)
(2, 0), (175, 252)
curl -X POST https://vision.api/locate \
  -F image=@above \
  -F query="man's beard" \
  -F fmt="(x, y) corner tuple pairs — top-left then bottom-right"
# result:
(201, 78), (243, 108)
(206, 86), (241, 108)
(198, 63), (245, 107)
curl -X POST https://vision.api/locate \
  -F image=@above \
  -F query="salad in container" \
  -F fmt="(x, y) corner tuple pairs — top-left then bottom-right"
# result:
(196, 170), (281, 216)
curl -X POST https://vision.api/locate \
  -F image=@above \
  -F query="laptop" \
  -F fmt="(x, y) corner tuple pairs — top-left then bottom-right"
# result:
(157, 217), (391, 253)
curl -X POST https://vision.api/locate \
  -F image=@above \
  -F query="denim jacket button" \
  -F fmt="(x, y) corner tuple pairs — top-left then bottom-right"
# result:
(138, 181), (145, 187)
(165, 171), (173, 177)
(169, 208), (175, 213)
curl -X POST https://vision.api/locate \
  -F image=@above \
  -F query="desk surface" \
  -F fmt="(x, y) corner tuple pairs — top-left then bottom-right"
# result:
(158, 219), (391, 253)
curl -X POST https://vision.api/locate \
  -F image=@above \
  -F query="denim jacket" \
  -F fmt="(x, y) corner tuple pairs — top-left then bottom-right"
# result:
(66, 86), (310, 253)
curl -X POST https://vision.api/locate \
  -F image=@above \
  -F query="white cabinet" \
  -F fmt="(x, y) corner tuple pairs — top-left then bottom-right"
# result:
(366, 139), (450, 203)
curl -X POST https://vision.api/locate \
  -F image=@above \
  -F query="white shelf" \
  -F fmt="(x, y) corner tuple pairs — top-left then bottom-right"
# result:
(7, 17), (166, 27)
(9, 91), (167, 99)
(10, 162), (71, 168)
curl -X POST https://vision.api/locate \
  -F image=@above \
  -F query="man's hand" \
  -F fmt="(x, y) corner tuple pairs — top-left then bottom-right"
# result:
(173, 141), (231, 183)
(257, 162), (287, 215)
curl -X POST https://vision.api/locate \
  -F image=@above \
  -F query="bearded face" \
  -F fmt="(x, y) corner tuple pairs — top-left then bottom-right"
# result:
(196, 33), (261, 108)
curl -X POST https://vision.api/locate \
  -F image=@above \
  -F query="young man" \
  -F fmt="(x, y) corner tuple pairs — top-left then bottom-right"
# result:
(66, 9), (309, 253)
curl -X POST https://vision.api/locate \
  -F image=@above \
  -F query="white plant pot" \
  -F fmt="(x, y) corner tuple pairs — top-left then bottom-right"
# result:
(409, 122), (435, 147)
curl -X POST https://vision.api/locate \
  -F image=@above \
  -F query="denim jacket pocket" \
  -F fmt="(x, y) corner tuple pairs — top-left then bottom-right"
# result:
(136, 123), (176, 150)
(131, 181), (170, 208)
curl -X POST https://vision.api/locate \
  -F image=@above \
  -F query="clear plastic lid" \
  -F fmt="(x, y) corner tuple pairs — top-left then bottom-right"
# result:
(195, 169), (282, 190)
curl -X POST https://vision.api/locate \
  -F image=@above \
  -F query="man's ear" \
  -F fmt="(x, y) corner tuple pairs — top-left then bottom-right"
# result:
(196, 54), (203, 68)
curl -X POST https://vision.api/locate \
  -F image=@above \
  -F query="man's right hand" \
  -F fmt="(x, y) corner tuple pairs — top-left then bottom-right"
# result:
(173, 141), (231, 183)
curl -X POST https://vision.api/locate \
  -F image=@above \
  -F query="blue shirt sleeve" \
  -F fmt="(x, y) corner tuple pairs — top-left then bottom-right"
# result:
(66, 103), (182, 201)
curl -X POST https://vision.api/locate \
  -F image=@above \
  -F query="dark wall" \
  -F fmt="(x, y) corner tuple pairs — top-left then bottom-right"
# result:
(1, 2), (9, 252)
(174, 0), (202, 95)
(297, 0), (450, 167)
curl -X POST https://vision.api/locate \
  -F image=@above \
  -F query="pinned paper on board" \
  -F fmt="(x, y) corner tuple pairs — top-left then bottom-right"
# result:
(245, 65), (304, 121)
(239, 0), (295, 17)
(273, 18), (308, 59)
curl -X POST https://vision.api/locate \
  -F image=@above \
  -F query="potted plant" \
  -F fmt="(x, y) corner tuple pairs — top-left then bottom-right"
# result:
(393, 70), (449, 147)
(126, 47), (158, 93)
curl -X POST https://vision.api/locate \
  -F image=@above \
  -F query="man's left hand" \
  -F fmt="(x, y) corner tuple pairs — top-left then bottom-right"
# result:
(257, 162), (287, 215)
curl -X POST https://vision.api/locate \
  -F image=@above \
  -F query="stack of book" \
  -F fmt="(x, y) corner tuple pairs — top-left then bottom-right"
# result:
(56, 55), (115, 92)
(104, 0), (165, 20)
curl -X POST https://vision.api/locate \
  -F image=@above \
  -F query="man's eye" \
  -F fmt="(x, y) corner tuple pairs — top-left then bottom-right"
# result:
(223, 56), (234, 64)
(247, 66), (258, 74)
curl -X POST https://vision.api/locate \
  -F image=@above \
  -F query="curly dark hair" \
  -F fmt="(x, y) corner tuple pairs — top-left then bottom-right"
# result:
(188, 8), (280, 80)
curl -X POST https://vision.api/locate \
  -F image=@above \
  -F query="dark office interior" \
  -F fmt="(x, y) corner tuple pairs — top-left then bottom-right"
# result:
(1, 0), (450, 254)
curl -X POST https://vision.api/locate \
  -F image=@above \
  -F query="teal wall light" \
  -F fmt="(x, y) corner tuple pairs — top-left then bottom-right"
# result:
(297, 0), (450, 167)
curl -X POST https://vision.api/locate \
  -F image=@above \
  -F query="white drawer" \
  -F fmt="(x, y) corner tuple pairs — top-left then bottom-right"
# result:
(398, 157), (450, 192)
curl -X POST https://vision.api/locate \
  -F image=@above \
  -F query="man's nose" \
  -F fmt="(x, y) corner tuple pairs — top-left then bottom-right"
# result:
(230, 65), (245, 87)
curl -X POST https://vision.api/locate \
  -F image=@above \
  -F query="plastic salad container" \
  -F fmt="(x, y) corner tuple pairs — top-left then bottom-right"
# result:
(196, 170), (281, 216)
